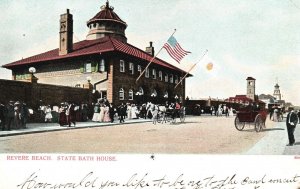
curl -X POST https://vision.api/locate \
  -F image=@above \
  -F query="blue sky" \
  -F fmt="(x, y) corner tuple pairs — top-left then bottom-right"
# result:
(1, 0), (300, 105)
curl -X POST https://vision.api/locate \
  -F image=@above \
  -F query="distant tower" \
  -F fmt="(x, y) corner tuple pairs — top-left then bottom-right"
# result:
(86, 1), (127, 42)
(59, 9), (73, 56)
(273, 83), (281, 100)
(246, 77), (256, 101)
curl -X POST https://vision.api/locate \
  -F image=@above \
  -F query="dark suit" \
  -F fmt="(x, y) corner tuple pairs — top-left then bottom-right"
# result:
(286, 111), (298, 145)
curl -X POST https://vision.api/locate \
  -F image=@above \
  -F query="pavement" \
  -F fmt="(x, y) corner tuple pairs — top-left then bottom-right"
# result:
(245, 114), (300, 155)
(0, 118), (152, 137)
(1, 115), (299, 155)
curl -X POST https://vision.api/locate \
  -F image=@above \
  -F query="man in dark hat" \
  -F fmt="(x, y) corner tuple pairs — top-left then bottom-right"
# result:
(286, 109), (298, 146)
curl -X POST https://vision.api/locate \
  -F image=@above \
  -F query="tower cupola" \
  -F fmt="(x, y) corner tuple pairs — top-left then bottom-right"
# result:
(86, 1), (127, 42)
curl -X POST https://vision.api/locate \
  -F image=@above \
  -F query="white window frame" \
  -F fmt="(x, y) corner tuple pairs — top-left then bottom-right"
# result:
(175, 75), (178, 84)
(158, 71), (162, 81)
(84, 62), (92, 73)
(99, 59), (105, 72)
(129, 62), (134, 75)
(129, 89), (134, 100)
(137, 65), (142, 73)
(119, 88), (124, 100)
(120, 60), (125, 73)
(170, 74), (174, 83)
(145, 67), (149, 78)
(165, 73), (168, 82)
(152, 69), (156, 79)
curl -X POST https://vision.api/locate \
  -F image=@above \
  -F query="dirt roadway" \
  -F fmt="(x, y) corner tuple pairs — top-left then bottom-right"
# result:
(0, 116), (275, 154)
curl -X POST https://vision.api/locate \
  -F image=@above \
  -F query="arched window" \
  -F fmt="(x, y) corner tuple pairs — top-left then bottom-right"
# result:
(129, 89), (133, 100)
(151, 89), (157, 97)
(138, 87), (144, 95)
(175, 75), (178, 84)
(119, 88), (124, 100)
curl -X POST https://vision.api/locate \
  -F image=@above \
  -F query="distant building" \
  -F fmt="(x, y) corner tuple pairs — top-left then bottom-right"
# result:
(226, 77), (264, 106)
(2, 1), (189, 105)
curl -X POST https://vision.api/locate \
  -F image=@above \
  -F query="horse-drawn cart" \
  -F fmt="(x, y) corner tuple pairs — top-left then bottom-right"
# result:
(234, 106), (267, 132)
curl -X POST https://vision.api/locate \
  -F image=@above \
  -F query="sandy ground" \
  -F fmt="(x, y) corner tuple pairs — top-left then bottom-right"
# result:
(0, 115), (275, 154)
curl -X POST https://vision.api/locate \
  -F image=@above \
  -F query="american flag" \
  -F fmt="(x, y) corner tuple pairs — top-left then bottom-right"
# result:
(163, 36), (190, 63)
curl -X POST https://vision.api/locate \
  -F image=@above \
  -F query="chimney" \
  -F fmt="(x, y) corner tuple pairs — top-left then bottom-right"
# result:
(145, 41), (155, 56)
(59, 9), (73, 56)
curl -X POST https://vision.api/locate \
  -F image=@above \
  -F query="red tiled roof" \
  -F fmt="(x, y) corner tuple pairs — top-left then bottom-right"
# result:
(2, 36), (188, 74)
(87, 2), (126, 26)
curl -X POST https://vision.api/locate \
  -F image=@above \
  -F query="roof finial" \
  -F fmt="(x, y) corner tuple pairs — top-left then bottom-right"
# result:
(106, 0), (109, 8)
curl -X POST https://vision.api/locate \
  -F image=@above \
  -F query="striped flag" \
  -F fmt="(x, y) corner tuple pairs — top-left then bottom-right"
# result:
(163, 36), (190, 63)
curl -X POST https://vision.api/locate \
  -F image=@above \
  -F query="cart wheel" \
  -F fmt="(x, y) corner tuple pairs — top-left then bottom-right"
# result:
(254, 115), (263, 132)
(234, 116), (245, 131)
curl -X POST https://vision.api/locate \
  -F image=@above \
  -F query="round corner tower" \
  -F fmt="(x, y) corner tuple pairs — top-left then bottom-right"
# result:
(86, 1), (127, 42)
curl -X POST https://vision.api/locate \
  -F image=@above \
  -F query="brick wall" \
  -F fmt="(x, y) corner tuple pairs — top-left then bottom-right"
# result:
(0, 79), (92, 110)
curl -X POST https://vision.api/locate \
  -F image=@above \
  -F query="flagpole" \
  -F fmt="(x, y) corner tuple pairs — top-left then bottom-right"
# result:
(135, 29), (177, 83)
(174, 49), (208, 89)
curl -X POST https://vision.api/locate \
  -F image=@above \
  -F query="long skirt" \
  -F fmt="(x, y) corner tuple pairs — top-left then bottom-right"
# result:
(59, 112), (67, 126)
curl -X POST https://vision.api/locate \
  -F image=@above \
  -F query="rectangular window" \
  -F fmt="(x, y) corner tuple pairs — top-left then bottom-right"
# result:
(137, 65), (141, 73)
(84, 62), (92, 73)
(165, 73), (168, 82)
(152, 69), (156, 79)
(120, 60), (125, 72)
(175, 75), (178, 84)
(170, 74), (174, 83)
(159, 71), (162, 81)
(145, 67), (149, 78)
(129, 62), (134, 75)
(179, 77), (183, 85)
(99, 59), (105, 72)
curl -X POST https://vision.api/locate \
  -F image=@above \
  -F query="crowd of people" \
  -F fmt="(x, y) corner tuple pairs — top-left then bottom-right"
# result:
(193, 104), (234, 117)
(0, 101), (31, 131)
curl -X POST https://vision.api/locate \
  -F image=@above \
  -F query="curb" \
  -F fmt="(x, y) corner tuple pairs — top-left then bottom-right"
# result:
(0, 119), (152, 137)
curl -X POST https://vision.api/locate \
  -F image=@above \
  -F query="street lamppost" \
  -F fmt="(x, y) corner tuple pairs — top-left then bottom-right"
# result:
(28, 67), (38, 83)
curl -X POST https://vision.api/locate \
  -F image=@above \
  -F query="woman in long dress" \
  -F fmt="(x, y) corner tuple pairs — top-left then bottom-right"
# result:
(103, 105), (111, 122)
(59, 103), (67, 126)
(92, 103), (101, 122)
(131, 104), (138, 119)
(45, 105), (53, 123)
(99, 104), (105, 122)
(127, 103), (132, 119)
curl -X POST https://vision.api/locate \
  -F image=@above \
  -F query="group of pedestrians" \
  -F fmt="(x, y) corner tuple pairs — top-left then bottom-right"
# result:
(0, 101), (30, 131)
